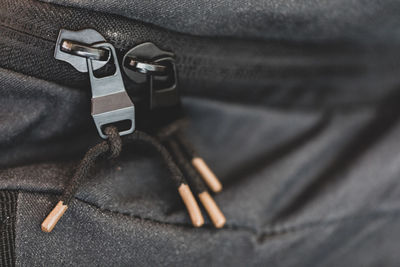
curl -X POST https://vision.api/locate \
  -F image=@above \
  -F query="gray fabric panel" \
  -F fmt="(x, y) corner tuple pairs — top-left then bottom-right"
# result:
(1, 68), (395, 230)
(16, 192), (254, 266)
(0, 67), (327, 226)
(15, 192), (400, 266)
(2, 59), (400, 265)
(39, 0), (400, 44)
(0, 68), (96, 167)
(1, 0), (400, 113)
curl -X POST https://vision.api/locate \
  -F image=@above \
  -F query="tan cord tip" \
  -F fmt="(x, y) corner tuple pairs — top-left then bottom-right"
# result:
(178, 184), (204, 227)
(199, 191), (226, 228)
(192, 157), (222, 193)
(41, 201), (68, 233)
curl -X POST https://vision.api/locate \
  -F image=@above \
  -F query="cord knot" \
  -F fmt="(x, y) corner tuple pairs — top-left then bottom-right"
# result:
(104, 126), (122, 159)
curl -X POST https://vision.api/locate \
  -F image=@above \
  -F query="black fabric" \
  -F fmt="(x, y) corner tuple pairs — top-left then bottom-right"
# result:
(166, 138), (207, 193)
(39, 0), (400, 43)
(61, 140), (111, 204)
(125, 130), (186, 188)
(1, 0), (400, 110)
(0, 191), (17, 267)
(1, 66), (400, 265)
(1, 0), (400, 265)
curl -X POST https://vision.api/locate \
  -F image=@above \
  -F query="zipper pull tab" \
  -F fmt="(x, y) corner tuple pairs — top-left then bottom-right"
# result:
(122, 42), (179, 110)
(87, 43), (135, 138)
(54, 29), (135, 138)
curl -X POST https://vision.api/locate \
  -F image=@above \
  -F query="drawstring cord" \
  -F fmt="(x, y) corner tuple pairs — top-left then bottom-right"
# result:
(42, 119), (225, 232)
(42, 126), (206, 232)
(157, 120), (223, 193)
(41, 126), (122, 232)
(124, 130), (204, 227)
(174, 132), (223, 193)
(157, 119), (226, 228)
(61, 127), (122, 205)
(165, 138), (226, 228)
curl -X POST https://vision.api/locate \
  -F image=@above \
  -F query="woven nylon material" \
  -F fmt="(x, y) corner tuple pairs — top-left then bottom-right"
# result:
(0, 191), (17, 267)
(3, 0), (399, 110)
(38, 0), (400, 43)
(2, 24), (399, 109)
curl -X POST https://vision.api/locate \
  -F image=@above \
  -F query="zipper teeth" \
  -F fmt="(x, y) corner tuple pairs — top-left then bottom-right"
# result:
(0, 13), (55, 44)
(0, 0), (399, 111)
(1, 0), (398, 109)
(0, 25), (53, 49)
(0, 26), (89, 88)
(0, 0), (371, 65)
(0, 22), (367, 91)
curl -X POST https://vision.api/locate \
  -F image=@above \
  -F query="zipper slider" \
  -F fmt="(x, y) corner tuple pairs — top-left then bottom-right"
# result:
(122, 42), (179, 110)
(54, 29), (135, 138)
(122, 42), (223, 194)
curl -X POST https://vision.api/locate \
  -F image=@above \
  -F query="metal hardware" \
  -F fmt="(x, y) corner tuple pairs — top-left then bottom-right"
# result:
(54, 29), (109, 72)
(122, 42), (179, 110)
(60, 40), (110, 61)
(125, 59), (167, 75)
(87, 43), (135, 139)
(54, 29), (135, 139)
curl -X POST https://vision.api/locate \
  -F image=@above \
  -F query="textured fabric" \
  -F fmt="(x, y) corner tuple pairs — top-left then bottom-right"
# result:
(1, 65), (400, 265)
(15, 192), (400, 266)
(1, 0), (400, 109)
(1, 0), (400, 265)
(0, 191), (17, 267)
(39, 0), (400, 43)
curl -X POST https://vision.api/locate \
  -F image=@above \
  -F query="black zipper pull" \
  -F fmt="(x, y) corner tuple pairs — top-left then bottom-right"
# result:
(122, 43), (226, 227)
(122, 42), (223, 193)
(43, 31), (205, 231)
(44, 34), (226, 230)
(122, 42), (179, 110)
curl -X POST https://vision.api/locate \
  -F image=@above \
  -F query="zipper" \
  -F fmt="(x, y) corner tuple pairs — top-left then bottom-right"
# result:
(2, 0), (388, 111)
(38, 28), (227, 232)
(52, 28), (182, 138)
(122, 42), (179, 110)
(2, 0), (398, 233)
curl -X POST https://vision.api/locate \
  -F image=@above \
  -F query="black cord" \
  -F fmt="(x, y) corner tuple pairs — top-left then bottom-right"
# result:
(42, 127), (208, 232)
(157, 119), (188, 142)
(174, 131), (198, 159)
(124, 130), (187, 188)
(165, 138), (207, 194)
(105, 126), (122, 159)
(61, 126), (122, 204)
(61, 128), (188, 206)
(165, 136), (226, 229)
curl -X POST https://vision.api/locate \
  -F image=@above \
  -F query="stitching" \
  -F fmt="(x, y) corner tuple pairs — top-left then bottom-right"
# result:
(257, 209), (400, 243)
(16, 189), (400, 241)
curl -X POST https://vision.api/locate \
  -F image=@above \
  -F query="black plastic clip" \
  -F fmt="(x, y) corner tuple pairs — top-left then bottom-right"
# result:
(122, 42), (179, 110)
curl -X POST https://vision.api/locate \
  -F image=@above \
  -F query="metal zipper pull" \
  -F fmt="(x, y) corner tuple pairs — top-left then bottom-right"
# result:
(54, 29), (109, 72)
(54, 29), (135, 138)
(87, 43), (135, 138)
